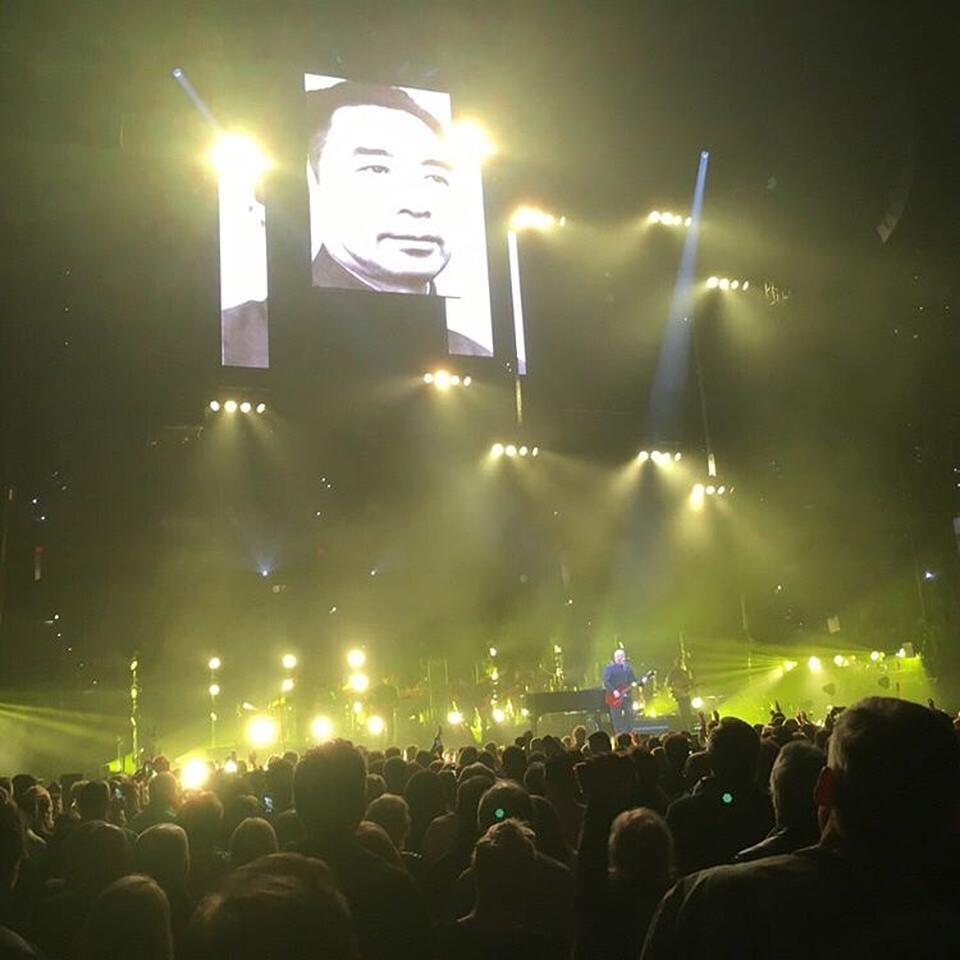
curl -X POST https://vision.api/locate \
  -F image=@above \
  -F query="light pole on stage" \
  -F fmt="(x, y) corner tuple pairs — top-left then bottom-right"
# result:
(129, 656), (141, 772)
(507, 207), (565, 427)
(208, 657), (221, 749)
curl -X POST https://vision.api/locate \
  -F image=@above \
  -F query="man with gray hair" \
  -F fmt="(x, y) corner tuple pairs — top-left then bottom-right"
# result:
(643, 698), (960, 960)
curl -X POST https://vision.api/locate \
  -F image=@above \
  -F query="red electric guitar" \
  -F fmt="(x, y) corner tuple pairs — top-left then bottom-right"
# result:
(604, 672), (653, 708)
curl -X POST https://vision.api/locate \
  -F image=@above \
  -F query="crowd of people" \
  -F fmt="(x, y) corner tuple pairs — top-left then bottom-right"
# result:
(1, 696), (959, 959)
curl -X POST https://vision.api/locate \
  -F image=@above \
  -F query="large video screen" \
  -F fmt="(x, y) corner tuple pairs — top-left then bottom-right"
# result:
(304, 75), (493, 357)
(219, 177), (269, 368)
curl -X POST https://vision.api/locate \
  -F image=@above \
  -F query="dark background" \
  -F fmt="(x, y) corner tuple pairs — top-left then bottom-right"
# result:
(2, 1), (958, 764)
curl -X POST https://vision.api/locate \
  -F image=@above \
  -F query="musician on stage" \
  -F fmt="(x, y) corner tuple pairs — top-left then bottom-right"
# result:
(666, 656), (693, 730)
(602, 648), (638, 734)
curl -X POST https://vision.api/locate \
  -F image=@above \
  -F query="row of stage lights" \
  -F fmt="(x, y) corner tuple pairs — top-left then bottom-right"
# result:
(423, 370), (472, 389)
(692, 482), (733, 497)
(491, 442), (540, 458)
(707, 276), (750, 292)
(209, 400), (267, 414)
(638, 450), (683, 464)
(784, 646), (916, 675)
(648, 210), (692, 227)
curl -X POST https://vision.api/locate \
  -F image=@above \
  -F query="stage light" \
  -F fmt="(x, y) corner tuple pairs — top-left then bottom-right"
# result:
(423, 372), (434, 384)
(208, 132), (271, 184)
(783, 660), (797, 672)
(239, 401), (252, 413)
(705, 485), (716, 496)
(130, 685), (138, 700)
(718, 278), (730, 291)
(491, 443), (505, 458)
(648, 211), (662, 223)
(691, 696), (704, 710)
(519, 445), (529, 457)
(224, 400), (238, 413)
(346, 649), (366, 670)
(255, 402), (266, 414)
(181, 757), (210, 791)
(833, 655), (847, 667)
(690, 483), (705, 508)
(447, 709), (463, 726)
(280, 678), (295, 694)
(730, 280), (740, 290)
(807, 656), (822, 673)
(208, 683), (220, 697)
(352, 700), (363, 714)
(246, 715), (277, 749)
(348, 672), (369, 693)
(870, 650), (882, 662)
(434, 369), (451, 390)
(281, 654), (297, 670)
(209, 400), (221, 412)
(505, 444), (518, 457)
(674, 452), (682, 461)
(311, 715), (334, 742)
(707, 276), (719, 289)
(130, 658), (139, 672)
(367, 715), (386, 736)
(489, 647), (498, 658)
(450, 119), (496, 161)
(208, 657), (221, 671)
(742, 281), (750, 291)
(531, 447), (540, 457)
(463, 375), (472, 386)
(896, 647), (907, 658)
(638, 451), (650, 463)
(717, 485), (726, 495)
(684, 216), (692, 227)
(510, 206), (560, 232)
(450, 374), (461, 386)
(223, 759), (238, 775)
(491, 706), (506, 724)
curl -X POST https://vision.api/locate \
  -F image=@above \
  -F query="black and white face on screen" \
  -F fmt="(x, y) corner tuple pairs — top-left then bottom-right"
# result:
(307, 82), (458, 296)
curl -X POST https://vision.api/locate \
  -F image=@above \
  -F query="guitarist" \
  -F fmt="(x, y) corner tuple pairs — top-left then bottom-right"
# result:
(602, 648), (638, 734)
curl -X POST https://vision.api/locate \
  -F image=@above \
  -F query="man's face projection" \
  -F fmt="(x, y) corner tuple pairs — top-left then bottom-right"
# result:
(315, 104), (454, 292)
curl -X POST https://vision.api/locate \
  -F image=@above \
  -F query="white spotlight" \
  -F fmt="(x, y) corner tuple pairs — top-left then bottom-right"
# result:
(707, 276), (719, 289)
(648, 211), (662, 224)
(423, 372), (434, 384)
(463, 376), (472, 386)
(718, 278), (730, 290)
(638, 451), (649, 463)
(224, 400), (238, 413)
(255, 402), (266, 414)
(505, 444), (518, 458)
(705, 485), (716, 495)
(531, 447), (540, 457)
(239, 401), (252, 413)
(209, 400), (221, 412)
(731, 280), (740, 290)
(742, 280), (750, 291)
(491, 443), (505, 457)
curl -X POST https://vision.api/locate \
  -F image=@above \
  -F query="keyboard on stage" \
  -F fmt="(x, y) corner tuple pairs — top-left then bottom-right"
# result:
(525, 688), (606, 721)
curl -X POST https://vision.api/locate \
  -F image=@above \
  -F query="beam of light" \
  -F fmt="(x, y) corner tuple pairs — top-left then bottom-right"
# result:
(346, 649), (366, 670)
(450, 119), (496, 161)
(181, 757), (210, 791)
(207, 132), (272, 184)
(507, 230), (527, 375)
(171, 68), (218, 129)
(311, 715), (334, 742)
(245, 715), (277, 748)
(647, 150), (710, 441)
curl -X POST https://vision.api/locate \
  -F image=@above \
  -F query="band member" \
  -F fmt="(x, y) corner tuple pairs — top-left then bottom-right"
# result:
(666, 656), (693, 730)
(603, 648), (637, 734)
